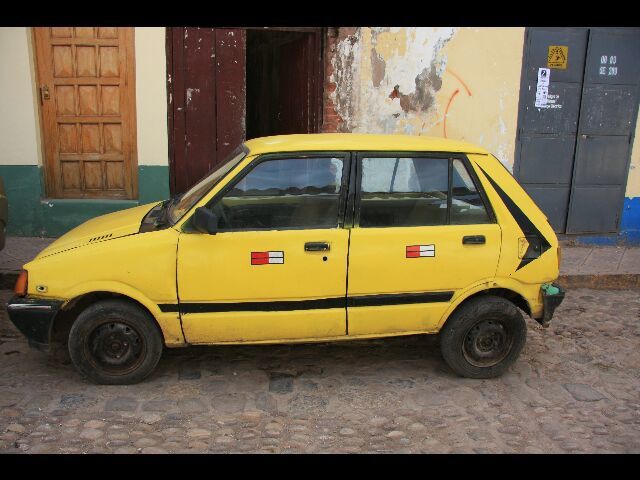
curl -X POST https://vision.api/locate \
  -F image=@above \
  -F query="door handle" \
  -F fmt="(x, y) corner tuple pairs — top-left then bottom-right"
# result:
(40, 85), (50, 104)
(305, 242), (330, 252)
(462, 235), (486, 245)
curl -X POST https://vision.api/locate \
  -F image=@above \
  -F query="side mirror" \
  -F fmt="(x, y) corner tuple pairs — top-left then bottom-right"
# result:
(192, 207), (218, 235)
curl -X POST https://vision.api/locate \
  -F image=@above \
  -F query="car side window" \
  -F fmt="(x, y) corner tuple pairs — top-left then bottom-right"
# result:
(358, 156), (491, 228)
(210, 157), (344, 230)
(359, 157), (449, 227)
(450, 159), (491, 224)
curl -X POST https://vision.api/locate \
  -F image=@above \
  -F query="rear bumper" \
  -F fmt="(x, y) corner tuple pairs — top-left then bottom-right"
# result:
(535, 283), (565, 328)
(6, 296), (63, 347)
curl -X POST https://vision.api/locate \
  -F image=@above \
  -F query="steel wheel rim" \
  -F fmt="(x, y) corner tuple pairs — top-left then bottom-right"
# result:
(462, 318), (514, 368)
(84, 320), (146, 375)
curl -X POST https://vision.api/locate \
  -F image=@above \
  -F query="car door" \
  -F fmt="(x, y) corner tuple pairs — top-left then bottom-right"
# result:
(346, 153), (502, 336)
(177, 153), (351, 343)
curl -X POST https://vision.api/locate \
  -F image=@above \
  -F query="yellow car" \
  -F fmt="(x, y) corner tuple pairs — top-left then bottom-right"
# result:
(8, 134), (564, 384)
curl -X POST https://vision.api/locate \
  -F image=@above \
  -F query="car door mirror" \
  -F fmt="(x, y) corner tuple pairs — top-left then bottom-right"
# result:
(192, 207), (218, 235)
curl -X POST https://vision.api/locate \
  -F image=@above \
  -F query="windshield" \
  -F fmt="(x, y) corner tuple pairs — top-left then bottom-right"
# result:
(168, 146), (248, 224)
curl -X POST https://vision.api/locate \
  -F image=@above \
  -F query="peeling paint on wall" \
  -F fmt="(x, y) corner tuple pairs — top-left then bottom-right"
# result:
(370, 48), (385, 88)
(328, 27), (525, 170)
(327, 27), (361, 133)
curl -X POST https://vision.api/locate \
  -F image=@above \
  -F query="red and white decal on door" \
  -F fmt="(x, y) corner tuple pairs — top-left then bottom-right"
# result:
(406, 245), (435, 258)
(251, 251), (285, 265)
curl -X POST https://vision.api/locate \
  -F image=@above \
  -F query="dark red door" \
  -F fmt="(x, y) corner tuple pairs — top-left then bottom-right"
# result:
(167, 27), (246, 195)
(167, 27), (322, 195)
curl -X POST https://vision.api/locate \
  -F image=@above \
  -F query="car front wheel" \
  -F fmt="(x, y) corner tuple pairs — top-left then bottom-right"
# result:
(439, 295), (527, 379)
(68, 299), (163, 385)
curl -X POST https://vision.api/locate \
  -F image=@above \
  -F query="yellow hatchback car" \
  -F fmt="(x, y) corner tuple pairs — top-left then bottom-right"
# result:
(8, 134), (564, 384)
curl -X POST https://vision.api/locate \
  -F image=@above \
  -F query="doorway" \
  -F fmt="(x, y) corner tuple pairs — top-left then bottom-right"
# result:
(514, 27), (640, 235)
(167, 27), (323, 195)
(246, 29), (323, 139)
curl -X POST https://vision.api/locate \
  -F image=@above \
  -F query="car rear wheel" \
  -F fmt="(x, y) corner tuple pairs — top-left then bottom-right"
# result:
(68, 299), (163, 385)
(439, 295), (527, 379)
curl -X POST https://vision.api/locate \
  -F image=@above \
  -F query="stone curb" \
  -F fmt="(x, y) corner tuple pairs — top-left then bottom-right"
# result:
(557, 274), (640, 290)
(2, 270), (639, 292)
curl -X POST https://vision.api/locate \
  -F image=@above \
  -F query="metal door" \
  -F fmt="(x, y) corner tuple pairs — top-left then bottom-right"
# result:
(515, 28), (640, 234)
(566, 28), (640, 233)
(514, 28), (588, 232)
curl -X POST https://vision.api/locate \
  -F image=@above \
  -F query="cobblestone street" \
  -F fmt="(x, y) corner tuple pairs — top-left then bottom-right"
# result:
(1, 288), (639, 454)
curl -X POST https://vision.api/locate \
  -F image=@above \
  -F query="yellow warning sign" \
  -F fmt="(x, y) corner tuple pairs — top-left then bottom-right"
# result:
(548, 45), (568, 69)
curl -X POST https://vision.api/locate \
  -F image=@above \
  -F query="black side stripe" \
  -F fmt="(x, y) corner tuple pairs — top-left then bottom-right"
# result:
(347, 291), (453, 307)
(477, 165), (551, 271)
(159, 291), (454, 314)
(162, 297), (345, 314)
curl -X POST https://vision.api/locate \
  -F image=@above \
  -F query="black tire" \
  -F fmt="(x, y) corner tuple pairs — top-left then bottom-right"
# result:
(439, 295), (527, 379)
(68, 299), (163, 385)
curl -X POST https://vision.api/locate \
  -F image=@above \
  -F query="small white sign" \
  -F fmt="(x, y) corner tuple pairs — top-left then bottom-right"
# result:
(537, 68), (550, 86)
(535, 68), (551, 108)
(535, 85), (549, 108)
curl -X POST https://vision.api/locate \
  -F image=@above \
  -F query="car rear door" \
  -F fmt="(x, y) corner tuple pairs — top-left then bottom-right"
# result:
(346, 153), (502, 336)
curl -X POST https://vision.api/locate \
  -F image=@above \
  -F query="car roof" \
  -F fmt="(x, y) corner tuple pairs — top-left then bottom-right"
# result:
(243, 133), (490, 156)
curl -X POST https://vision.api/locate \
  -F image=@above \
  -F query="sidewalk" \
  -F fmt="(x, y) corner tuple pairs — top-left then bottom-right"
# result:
(1, 236), (639, 289)
(559, 244), (640, 289)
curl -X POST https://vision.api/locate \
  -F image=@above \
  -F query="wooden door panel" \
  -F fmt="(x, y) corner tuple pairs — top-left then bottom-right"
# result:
(34, 27), (137, 199)
(167, 27), (246, 195)
(215, 29), (247, 164)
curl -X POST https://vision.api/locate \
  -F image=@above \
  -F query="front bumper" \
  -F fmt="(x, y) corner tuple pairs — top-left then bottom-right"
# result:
(6, 296), (63, 348)
(535, 283), (565, 328)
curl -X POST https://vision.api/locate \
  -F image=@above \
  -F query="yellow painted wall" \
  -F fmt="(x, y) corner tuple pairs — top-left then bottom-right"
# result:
(337, 27), (525, 171)
(0, 27), (169, 168)
(627, 116), (640, 198)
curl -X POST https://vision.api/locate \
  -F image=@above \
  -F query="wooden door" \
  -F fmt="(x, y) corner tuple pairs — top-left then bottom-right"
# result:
(34, 27), (137, 199)
(167, 27), (246, 195)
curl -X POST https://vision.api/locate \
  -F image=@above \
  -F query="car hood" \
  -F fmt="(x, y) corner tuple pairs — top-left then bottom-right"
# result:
(34, 202), (160, 260)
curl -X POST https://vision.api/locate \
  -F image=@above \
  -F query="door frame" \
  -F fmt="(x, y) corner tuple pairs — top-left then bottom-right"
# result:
(32, 27), (138, 200)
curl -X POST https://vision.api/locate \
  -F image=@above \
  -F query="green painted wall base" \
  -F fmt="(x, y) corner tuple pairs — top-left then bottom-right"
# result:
(0, 165), (170, 237)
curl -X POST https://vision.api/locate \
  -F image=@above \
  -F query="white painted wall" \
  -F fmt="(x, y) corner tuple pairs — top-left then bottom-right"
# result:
(0, 27), (169, 168)
(0, 27), (41, 166)
(135, 27), (169, 167)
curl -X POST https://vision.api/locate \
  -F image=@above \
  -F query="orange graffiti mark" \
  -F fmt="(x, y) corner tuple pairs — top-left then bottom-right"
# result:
(443, 89), (460, 139)
(442, 69), (472, 138)
(445, 68), (472, 96)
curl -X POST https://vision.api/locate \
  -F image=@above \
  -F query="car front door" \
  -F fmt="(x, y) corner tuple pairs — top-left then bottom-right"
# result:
(176, 153), (350, 343)
(346, 153), (502, 336)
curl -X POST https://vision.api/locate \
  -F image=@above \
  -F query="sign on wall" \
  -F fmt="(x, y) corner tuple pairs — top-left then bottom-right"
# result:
(535, 68), (550, 107)
(548, 45), (569, 69)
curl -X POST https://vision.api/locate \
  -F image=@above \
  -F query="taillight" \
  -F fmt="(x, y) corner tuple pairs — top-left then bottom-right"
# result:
(14, 270), (28, 297)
